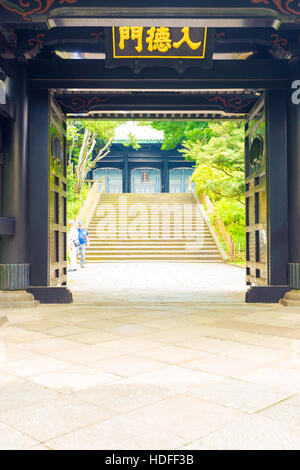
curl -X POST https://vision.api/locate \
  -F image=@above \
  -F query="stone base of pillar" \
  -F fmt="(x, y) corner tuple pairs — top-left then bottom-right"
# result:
(246, 286), (290, 303)
(280, 289), (300, 307)
(0, 290), (39, 308)
(27, 286), (73, 304)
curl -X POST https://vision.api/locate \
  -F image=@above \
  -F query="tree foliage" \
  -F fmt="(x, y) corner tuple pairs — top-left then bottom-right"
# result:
(140, 120), (211, 151)
(67, 120), (121, 194)
(182, 121), (245, 203)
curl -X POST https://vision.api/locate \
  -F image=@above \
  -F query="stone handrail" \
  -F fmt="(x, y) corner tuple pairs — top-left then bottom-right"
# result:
(75, 176), (105, 228)
(188, 177), (230, 261)
(198, 192), (234, 259)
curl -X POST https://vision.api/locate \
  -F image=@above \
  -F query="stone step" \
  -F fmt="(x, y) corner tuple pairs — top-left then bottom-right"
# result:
(87, 241), (216, 246)
(91, 217), (202, 220)
(85, 258), (222, 263)
(88, 237), (215, 241)
(100, 198), (195, 201)
(88, 226), (208, 230)
(87, 236), (214, 240)
(87, 242), (217, 247)
(93, 215), (200, 218)
(84, 193), (222, 263)
(96, 203), (197, 207)
(98, 204), (197, 207)
(88, 235), (214, 240)
(99, 198), (195, 200)
(86, 248), (220, 254)
(93, 211), (200, 215)
(89, 223), (205, 227)
(89, 219), (204, 222)
(101, 195), (194, 197)
(86, 254), (221, 262)
(96, 208), (197, 211)
(87, 226), (209, 231)
(87, 239), (216, 244)
(99, 201), (196, 205)
(92, 211), (201, 214)
(0, 301), (40, 308)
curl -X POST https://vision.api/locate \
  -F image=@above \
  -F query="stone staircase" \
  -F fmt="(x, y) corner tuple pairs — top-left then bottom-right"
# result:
(85, 193), (224, 262)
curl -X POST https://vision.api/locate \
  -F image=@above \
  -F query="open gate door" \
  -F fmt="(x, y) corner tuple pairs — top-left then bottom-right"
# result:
(28, 91), (72, 303)
(49, 95), (68, 288)
(245, 92), (289, 302)
(245, 96), (268, 288)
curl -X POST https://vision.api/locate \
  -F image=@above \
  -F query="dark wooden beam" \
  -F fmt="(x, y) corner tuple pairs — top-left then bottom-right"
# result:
(28, 59), (289, 90)
(0, 1), (295, 27)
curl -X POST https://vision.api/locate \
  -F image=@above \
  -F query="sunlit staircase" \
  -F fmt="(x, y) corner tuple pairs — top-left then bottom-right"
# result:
(85, 193), (224, 262)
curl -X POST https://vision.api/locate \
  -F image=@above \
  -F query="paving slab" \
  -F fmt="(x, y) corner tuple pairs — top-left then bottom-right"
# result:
(183, 415), (300, 450)
(46, 415), (186, 450)
(0, 263), (298, 449)
(0, 422), (38, 450)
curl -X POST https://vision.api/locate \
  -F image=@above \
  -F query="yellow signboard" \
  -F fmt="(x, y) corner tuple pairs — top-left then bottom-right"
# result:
(112, 26), (208, 59)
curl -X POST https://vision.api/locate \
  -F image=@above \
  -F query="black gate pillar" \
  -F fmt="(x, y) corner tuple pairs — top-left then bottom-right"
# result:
(28, 89), (49, 289)
(280, 75), (300, 305)
(0, 66), (31, 290)
(265, 90), (289, 289)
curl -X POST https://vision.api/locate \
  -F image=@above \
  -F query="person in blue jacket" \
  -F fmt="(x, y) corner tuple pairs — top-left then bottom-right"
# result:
(77, 221), (89, 268)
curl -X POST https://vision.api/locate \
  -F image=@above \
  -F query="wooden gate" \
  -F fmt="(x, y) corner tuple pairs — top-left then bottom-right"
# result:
(48, 95), (67, 287)
(245, 96), (267, 287)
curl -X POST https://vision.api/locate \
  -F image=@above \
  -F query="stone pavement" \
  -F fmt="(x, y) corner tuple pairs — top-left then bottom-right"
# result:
(0, 263), (300, 449)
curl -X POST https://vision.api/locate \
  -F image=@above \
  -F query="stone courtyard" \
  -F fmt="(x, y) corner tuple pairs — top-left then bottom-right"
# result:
(0, 263), (300, 450)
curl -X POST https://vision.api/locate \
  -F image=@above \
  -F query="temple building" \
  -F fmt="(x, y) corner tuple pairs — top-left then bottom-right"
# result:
(91, 138), (195, 193)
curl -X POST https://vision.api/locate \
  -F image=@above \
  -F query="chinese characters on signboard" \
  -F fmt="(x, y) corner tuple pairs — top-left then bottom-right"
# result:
(112, 26), (208, 59)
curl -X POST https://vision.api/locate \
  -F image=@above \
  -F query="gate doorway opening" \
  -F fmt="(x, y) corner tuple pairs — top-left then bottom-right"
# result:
(55, 90), (272, 305)
(65, 113), (246, 303)
(131, 168), (162, 193)
(24, 86), (289, 304)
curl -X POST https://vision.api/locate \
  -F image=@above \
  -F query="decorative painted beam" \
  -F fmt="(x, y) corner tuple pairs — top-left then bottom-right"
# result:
(56, 92), (259, 116)
(0, 1), (300, 26)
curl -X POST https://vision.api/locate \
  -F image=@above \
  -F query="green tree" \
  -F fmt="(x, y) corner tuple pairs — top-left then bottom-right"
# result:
(182, 121), (245, 203)
(183, 121), (246, 243)
(139, 120), (211, 151)
(67, 120), (121, 194)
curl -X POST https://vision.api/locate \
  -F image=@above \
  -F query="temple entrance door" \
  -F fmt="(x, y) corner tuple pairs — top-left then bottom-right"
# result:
(169, 168), (194, 193)
(131, 168), (161, 193)
(93, 168), (123, 193)
(245, 96), (268, 288)
(48, 95), (68, 287)
(27, 90), (73, 302)
(244, 91), (289, 302)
